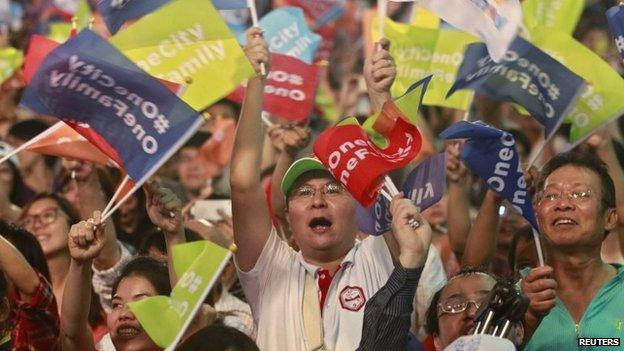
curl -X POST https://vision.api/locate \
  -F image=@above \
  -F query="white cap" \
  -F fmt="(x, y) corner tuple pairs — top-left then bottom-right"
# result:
(444, 334), (516, 351)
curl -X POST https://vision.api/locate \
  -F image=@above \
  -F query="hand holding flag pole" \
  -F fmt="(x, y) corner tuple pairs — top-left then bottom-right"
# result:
(247, 0), (266, 76)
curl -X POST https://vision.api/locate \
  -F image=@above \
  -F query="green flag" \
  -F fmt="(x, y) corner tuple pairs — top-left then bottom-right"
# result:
(363, 76), (431, 148)
(0, 47), (23, 84)
(529, 27), (624, 147)
(372, 17), (476, 111)
(522, 0), (585, 35)
(110, 0), (255, 111)
(128, 241), (232, 349)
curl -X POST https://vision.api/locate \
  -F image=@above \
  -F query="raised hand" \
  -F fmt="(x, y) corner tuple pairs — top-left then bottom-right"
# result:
(68, 211), (106, 262)
(364, 37), (396, 110)
(389, 194), (432, 269)
(144, 182), (183, 236)
(268, 124), (311, 157)
(446, 142), (468, 183)
(244, 27), (271, 75)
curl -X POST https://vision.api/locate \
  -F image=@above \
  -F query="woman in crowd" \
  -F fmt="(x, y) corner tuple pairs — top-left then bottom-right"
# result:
(18, 193), (107, 340)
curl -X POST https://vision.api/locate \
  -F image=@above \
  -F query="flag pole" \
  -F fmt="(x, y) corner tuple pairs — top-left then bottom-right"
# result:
(532, 227), (545, 266)
(0, 122), (63, 165)
(378, 0), (387, 39)
(101, 183), (140, 222)
(102, 174), (131, 216)
(248, 0), (266, 75)
(526, 138), (548, 169)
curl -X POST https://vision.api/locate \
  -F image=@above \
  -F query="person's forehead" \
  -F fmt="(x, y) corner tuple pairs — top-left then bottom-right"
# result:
(544, 165), (600, 189)
(115, 275), (157, 299)
(27, 198), (58, 213)
(442, 274), (496, 298)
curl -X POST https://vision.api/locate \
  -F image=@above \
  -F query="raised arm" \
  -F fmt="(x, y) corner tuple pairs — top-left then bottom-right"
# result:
(358, 195), (432, 350)
(61, 211), (106, 351)
(230, 27), (273, 272)
(445, 143), (472, 259)
(460, 189), (502, 269)
(268, 124), (311, 237)
(0, 231), (40, 301)
(64, 159), (121, 271)
(144, 183), (184, 286)
(588, 129), (624, 256)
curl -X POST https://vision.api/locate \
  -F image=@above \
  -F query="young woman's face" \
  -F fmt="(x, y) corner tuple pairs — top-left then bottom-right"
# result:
(20, 198), (70, 257)
(108, 275), (162, 351)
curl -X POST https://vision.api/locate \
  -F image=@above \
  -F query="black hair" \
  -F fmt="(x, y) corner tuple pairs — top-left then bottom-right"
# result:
(8, 119), (50, 141)
(0, 219), (51, 283)
(507, 225), (534, 275)
(425, 268), (503, 336)
(176, 324), (259, 351)
(8, 119), (58, 169)
(112, 256), (171, 298)
(536, 150), (615, 210)
(137, 228), (203, 257)
(3, 160), (28, 207)
(20, 192), (81, 226)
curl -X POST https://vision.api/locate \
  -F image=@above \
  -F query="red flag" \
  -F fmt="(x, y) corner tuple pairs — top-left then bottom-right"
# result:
(23, 35), (60, 84)
(25, 122), (112, 165)
(228, 53), (319, 123)
(22, 35), (185, 93)
(313, 101), (422, 207)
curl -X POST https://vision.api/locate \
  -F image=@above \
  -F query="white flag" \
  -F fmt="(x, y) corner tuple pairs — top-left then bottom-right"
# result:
(390, 0), (522, 62)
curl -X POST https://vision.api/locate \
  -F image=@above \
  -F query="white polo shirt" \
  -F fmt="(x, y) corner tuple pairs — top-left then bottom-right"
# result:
(236, 227), (393, 350)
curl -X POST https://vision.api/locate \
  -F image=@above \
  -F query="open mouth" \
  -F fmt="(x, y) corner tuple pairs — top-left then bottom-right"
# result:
(116, 325), (142, 339)
(309, 217), (333, 233)
(552, 217), (577, 227)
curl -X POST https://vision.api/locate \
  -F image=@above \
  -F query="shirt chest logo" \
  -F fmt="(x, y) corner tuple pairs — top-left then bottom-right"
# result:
(339, 286), (366, 312)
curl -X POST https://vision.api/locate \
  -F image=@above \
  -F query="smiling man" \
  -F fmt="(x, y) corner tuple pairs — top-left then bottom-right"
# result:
(523, 150), (624, 350)
(230, 29), (439, 350)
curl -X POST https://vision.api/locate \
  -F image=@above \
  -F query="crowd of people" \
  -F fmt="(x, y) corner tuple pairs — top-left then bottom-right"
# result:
(1, 0), (624, 350)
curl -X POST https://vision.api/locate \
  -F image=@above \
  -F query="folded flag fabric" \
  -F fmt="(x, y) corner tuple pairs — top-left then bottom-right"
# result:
(607, 5), (624, 65)
(440, 120), (537, 229)
(96, 0), (171, 35)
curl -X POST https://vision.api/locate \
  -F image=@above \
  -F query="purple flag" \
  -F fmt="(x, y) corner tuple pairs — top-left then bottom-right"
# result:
(356, 153), (447, 236)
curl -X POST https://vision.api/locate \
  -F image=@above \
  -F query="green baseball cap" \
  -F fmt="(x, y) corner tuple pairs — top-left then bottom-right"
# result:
(280, 157), (329, 196)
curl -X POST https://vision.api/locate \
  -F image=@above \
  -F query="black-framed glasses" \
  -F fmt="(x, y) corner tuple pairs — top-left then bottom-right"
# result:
(19, 207), (61, 229)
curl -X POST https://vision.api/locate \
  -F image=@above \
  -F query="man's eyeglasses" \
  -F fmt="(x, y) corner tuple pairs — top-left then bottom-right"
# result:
(537, 188), (593, 206)
(438, 295), (487, 315)
(290, 182), (346, 200)
(19, 208), (61, 229)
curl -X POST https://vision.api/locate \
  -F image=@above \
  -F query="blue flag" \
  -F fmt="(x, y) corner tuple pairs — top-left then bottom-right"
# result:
(448, 36), (586, 141)
(439, 121), (538, 229)
(20, 30), (203, 186)
(607, 5), (624, 65)
(356, 153), (447, 236)
(239, 6), (321, 64)
(212, 0), (249, 10)
(96, 0), (171, 35)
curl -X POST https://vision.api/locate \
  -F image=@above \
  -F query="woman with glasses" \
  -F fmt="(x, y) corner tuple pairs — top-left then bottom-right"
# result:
(17, 193), (107, 340)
